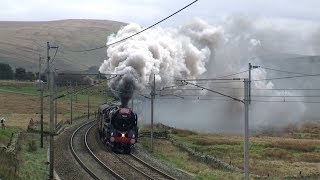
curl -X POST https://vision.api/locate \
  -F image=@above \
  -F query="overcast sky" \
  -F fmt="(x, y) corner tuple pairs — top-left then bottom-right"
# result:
(0, 0), (320, 26)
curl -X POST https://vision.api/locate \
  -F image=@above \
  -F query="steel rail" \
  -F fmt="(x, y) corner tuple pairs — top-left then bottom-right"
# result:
(130, 153), (177, 180)
(113, 152), (155, 180)
(85, 123), (125, 180)
(69, 120), (100, 180)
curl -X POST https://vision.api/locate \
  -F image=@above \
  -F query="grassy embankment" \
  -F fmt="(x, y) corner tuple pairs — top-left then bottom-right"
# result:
(0, 80), (112, 179)
(15, 133), (49, 179)
(140, 122), (320, 179)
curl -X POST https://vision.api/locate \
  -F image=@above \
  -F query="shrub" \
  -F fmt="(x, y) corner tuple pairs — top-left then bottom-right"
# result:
(301, 122), (320, 134)
(28, 140), (37, 152)
(0, 149), (18, 179)
(298, 153), (320, 163)
(193, 138), (239, 146)
(266, 140), (317, 152)
(171, 129), (197, 137)
(263, 148), (293, 160)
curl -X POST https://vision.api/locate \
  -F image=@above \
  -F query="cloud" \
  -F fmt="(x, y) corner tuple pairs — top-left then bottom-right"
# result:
(1, 0), (320, 25)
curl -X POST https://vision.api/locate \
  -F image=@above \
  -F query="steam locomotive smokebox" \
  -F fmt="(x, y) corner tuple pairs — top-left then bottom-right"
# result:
(111, 108), (136, 131)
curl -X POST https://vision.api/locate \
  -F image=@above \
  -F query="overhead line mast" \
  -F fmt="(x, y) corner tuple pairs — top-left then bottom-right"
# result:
(47, 42), (58, 180)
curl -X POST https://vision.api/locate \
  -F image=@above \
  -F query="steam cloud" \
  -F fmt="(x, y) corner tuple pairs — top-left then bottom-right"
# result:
(100, 16), (319, 132)
(99, 21), (222, 106)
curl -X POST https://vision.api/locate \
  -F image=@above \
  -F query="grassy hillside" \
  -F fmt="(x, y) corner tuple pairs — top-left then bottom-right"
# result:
(0, 80), (112, 129)
(140, 125), (320, 179)
(0, 19), (126, 72)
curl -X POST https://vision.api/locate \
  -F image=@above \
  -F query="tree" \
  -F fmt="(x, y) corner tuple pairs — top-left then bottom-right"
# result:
(25, 72), (35, 81)
(15, 67), (26, 80)
(56, 73), (93, 86)
(0, 63), (13, 80)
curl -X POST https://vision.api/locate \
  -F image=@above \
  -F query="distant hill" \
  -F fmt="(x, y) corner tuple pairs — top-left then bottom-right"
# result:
(0, 19), (126, 72)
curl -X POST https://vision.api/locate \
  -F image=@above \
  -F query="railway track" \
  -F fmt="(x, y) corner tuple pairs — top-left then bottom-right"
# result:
(70, 120), (123, 180)
(70, 120), (178, 180)
(114, 152), (177, 180)
(87, 122), (178, 180)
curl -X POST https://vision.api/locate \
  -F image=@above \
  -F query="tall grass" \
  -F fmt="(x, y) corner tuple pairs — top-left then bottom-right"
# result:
(0, 149), (19, 179)
(0, 127), (21, 144)
(298, 153), (320, 163)
(263, 148), (293, 160)
(171, 129), (197, 137)
(266, 140), (318, 152)
(16, 133), (48, 179)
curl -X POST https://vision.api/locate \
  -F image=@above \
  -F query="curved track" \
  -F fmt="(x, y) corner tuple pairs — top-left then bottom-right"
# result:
(70, 120), (123, 180)
(86, 123), (178, 180)
(70, 120), (178, 180)
(113, 152), (177, 180)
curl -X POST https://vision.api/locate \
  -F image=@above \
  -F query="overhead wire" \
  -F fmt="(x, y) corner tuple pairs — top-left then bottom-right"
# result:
(48, 75), (118, 99)
(159, 87), (320, 91)
(156, 94), (320, 98)
(182, 81), (244, 103)
(108, 89), (151, 99)
(252, 73), (320, 81)
(51, 47), (59, 63)
(157, 96), (320, 104)
(215, 70), (249, 78)
(49, 47), (59, 69)
(260, 66), (312, 76)
(69, 0), (198, 52)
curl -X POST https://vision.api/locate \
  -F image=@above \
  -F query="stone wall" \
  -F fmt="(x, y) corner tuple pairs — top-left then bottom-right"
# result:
(139, 130), (240, 172)
(6, 132), (20, 153)
(167, 135), (241, 172)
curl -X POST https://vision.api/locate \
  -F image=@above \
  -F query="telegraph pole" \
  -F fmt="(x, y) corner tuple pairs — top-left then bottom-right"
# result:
(39, 55), (44, 148)
(70, 82), (73, 124)
(150, 74), (155, 153)
(87, 89), (90, 120)
(47, 42), (50, 90)
(75, 81), (78, 103)
(248, 63), (251, 104)
(54, 75), (57, 128)
(245, 63), (259, 179)
(248, 63), (260, 104)
(244, 78), (249, 180)
(47, 42), (58, 180)
(49, 71), (55, 180)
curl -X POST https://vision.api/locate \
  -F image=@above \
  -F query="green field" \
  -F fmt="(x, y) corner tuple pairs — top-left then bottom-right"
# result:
(0, 80), (113, 179)
(0, 127), (21, 145)
(0, 80), (112, 129)
(140, 123), (320, 179)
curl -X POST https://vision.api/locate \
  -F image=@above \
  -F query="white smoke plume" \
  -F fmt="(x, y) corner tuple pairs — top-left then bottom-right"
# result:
(100, 16), (319, 133)
(99, 20), (223, 106)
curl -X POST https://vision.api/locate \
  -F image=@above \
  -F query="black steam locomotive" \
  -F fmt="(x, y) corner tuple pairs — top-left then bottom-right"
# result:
(97, 103), (138, 153)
